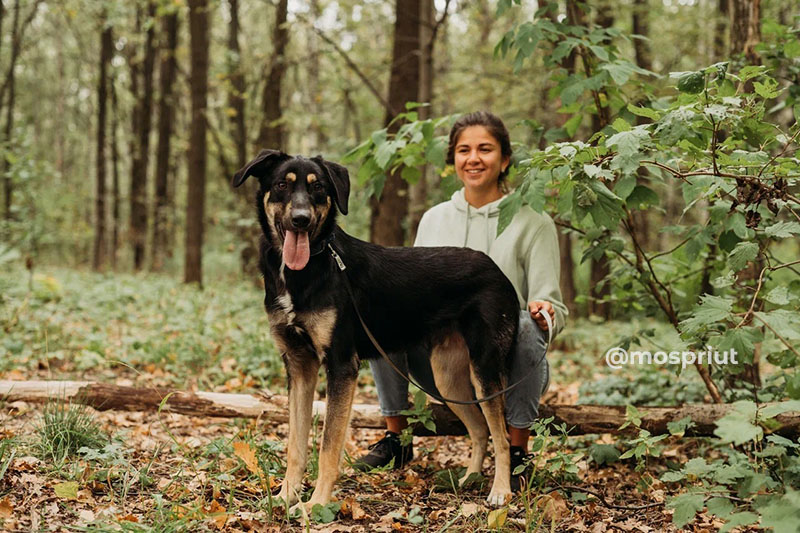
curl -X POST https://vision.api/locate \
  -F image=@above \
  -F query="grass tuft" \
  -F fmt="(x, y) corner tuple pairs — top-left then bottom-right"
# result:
(33, 400), (108, 466)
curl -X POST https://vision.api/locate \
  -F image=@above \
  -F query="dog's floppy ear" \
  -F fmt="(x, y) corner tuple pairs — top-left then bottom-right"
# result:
(232, 149), (289, 188)
(313, 156), (350, 215)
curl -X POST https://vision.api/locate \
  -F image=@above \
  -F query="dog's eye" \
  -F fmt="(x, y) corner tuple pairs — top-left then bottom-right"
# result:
(276, 181), (288, 191)
(312, 182), (324, 192)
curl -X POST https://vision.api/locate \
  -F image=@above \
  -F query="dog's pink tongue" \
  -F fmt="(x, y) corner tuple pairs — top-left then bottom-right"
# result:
(283, 230), (310, 270)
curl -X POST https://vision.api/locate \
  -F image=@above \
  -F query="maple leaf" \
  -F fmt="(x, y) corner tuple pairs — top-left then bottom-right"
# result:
(233, 441), (260, 476)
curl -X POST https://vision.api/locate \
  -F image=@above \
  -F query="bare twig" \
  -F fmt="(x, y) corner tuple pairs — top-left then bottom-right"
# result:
(295, 13), (393, 116)
(758, 127), (800, 178)
(623, 210), (722, 403)
(737, 259), (800, 329)
(753, 314), (800, 359)
(548, 485), (664, 511)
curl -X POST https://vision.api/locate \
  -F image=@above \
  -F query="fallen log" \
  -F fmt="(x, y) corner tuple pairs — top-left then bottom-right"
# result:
(1, 380), (799, 438)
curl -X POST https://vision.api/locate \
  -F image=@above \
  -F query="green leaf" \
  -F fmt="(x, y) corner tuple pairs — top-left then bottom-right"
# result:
(727, 241), (759, 271)
(718, 327), (762, 362)
(765, 221), (800, 239)
(589, 444), (620, 465)
(676, 71), (705, 93)
(311, 502), (341, 523)
(757, 490), (800, 533)
(54, 481), (79, 500)
(755, 310), (800, 340)
(614, 174), (636, 200)
(626, 185), (659, 208)
(564, 113), (582, 137)
(679, 295), (733, 334)
(661, 471), (685, 483)
(667, 493), (705, 529)
(600, 60), (643, 85)
(522, 169), (548, 213)
(498, 191), (523, 235)
(400, 165), (421, 184)
(754, 79), (781, 99)
(627, 104), (661, 120)
(719, 512), (759, 533)
(684, 457), (713, 478)
(760, 400), (800, 420)
(667, 416), (694, 437)
(706, 497), (734, 518)
(714, 401), (762, 445)
(739, 65), (768, 81)
(765, 286), (794, 305)
(611, 117), (631, 132)
(783, 39), (800, 58)
(374, 141), (396, 169)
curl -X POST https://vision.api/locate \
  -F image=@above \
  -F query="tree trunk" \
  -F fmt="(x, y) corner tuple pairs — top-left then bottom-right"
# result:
(2, 0), (21, 221)
(729, 0), (761, 64)
(305, 0), (327, 151)
(558, 229), (577, 315)
(587, 1), (613, 319)
(110, 74), (121, 271)
(4, 380), (800, 439)
(408, 0), (435, 241)
(152, 11), (179, 272)
(227, 0), (246, 167)
(714, 0), (729, 60)
(227, 0), (259, 277)
(257, 0), (288, 150)
(632, 0), (652, 72)
(93, 19), (113, 271)
(369, 0), (421, 246)
(184, 0), (210, 285)
(128, 1), (158, 270)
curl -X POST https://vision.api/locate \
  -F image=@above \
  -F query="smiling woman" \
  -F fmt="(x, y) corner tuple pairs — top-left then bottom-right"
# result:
(360, 110), (568, 493)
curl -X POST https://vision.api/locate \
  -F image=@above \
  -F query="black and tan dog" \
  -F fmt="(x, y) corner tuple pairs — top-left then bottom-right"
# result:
(232, 150), (520, 511)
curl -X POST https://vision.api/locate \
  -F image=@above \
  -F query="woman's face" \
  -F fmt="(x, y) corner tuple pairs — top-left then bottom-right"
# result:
(453, 126), (510, 194)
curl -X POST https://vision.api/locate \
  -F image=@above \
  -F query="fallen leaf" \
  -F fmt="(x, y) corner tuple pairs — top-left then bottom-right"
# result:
(428, 506), (455, 521)
(461, 502), (480, 517)
(350, 499), (367, 520)
(78, 509), (96, 524)
(0, 496), (13, 518)
(54, 481), (79, 500)
(117, 514), (139, 523)
(233, 441), (260, 475)
(203, 500), (228, 529)
(487, 508), (507, 528)
(537, 492), (569, 522)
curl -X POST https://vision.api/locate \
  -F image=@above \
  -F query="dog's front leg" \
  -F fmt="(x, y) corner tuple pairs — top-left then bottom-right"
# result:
(277, 354), (320, 506)
(302, 360), (357, 510)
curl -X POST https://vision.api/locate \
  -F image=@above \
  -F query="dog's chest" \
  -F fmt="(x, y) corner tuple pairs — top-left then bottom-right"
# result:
(269, 289), (337, 359)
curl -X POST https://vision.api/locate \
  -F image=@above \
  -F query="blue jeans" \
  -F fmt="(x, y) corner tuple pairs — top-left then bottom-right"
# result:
(369, 310), (550, 429)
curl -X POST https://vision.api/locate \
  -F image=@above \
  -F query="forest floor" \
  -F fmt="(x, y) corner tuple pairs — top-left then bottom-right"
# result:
(0, 267), (751, 532)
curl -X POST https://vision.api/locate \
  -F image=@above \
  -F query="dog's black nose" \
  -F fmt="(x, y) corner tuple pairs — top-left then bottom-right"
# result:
(291, 212), (311, 229)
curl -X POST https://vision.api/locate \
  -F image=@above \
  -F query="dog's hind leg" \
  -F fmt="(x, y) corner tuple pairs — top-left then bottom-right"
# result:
(277, 353), (320, 507)
(430, 334), (489, 486)
(302, 359), (358, 511)
(471, 367), (512, 507)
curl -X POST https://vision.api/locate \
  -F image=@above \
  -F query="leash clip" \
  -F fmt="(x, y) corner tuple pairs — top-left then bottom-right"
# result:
(328, 244), (346, 271)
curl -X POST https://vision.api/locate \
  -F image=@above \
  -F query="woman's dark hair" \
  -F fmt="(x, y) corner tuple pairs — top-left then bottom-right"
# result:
(446, 111), (513, 185)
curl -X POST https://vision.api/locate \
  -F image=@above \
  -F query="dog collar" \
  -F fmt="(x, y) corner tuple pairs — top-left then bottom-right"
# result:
(310, 233), (337, 257)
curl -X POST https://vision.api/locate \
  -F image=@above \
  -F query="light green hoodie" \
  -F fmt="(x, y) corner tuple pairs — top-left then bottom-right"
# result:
(414, 189), (567, 338)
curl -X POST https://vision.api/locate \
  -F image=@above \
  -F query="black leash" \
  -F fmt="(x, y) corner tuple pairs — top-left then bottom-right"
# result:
(327, 243), (553, 406)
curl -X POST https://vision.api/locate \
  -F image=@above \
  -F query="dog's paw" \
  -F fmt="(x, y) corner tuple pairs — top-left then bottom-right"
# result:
(275, 486), (299, 507)
(486, 488), (512, 507)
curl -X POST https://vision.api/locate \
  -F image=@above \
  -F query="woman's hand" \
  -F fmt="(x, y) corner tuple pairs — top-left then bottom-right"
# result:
(528, 300), (555, 331)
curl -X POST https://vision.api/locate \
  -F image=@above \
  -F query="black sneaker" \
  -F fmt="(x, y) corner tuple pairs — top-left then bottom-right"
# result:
(352, 431), (414, 472)
(510, 445), (532, 492)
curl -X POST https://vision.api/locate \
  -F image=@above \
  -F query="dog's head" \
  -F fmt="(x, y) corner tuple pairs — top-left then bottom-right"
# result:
(232, 150), (350, 271)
